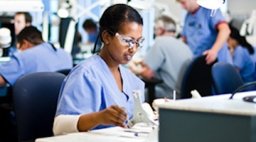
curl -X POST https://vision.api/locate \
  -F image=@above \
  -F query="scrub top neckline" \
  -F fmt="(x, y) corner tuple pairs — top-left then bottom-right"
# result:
(96, 55), (130, 100)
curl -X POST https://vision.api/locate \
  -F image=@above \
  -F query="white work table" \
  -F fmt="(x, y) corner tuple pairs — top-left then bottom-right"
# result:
(158, 91), (256, 142)
(158, 91), (256, 116)
(36, 123), (158, 142)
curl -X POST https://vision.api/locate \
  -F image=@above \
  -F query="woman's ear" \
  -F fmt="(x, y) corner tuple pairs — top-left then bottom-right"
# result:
(101, 30), (111, 45)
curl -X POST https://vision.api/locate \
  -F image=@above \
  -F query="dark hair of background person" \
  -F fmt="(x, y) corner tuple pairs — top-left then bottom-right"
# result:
(82, 19), (97, 30)
(15, 12), (32, 24)
(16, 26), (43, 46)
(229, 23), (254, 54)
(92, 4), (143, 53)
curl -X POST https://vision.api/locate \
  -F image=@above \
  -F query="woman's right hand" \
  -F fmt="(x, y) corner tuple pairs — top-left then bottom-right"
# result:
(98, 105), (128, 127)
(77, 105), (128, 132)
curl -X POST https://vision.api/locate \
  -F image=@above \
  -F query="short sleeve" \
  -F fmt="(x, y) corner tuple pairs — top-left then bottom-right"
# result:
(56, 67), (102, 116)
(209, 9), (226, 30)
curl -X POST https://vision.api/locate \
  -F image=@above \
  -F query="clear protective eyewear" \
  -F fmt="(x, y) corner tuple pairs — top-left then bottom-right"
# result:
(115, 33), (144, 49)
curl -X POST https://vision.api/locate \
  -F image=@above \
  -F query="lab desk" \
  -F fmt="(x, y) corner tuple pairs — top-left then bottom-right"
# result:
(158, 91), (256, 142)
(36, 123), (158, 142)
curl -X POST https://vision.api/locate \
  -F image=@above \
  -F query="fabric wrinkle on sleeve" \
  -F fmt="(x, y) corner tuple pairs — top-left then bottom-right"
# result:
(56, 67), (102, 116)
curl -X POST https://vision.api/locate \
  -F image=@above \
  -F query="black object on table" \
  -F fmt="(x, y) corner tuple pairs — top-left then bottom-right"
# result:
(141, 77), (163, 107)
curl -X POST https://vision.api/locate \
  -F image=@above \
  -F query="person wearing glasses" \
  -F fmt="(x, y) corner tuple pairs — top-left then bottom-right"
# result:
(53, 4), (145, 135)
(177, 0), (231, 64)
(130, 15), (193, 99)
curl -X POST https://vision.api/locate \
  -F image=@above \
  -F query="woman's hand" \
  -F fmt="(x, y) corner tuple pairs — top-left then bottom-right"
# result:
(98, 105), (128, 127)
(78, 105), (128, 132)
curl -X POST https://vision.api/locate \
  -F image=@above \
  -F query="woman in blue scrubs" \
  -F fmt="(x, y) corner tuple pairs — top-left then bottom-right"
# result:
(227, 24), (255, 83)
(53, 4), (145, 135)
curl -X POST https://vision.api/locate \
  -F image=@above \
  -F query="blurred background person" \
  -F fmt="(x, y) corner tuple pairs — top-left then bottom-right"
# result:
(0, 26), (72, 142)
(0, 26), (72, 87)
(177, 0), (231, 64)
(14, 12), (32, 36)
(82, 18), (99, 45)
(6, 12), (33, 57)
(81, 18), (101, 54)
(227, 23), (256, 83)
(130, 15), (193, 99)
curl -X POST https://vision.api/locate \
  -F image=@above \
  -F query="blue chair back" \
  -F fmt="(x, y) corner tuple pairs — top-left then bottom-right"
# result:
(212, 62), (244, 94)
(13, 72), (65, 142)
(180, 55), (215, 98)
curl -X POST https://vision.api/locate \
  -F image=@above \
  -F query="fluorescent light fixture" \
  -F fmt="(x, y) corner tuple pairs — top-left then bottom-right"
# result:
(0, 0), (44, 12)
(197, 0), (225, 10)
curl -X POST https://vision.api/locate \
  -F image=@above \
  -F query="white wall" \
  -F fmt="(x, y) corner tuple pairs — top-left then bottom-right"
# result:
(156, 0), (186, 25)
(227, 0), (256, 16)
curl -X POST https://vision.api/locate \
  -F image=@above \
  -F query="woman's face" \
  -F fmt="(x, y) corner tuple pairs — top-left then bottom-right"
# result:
(104, 22), (143, 65)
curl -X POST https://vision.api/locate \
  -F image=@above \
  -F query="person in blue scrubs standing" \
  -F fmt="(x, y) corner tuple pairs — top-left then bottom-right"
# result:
(177, 0), (231, 64)
(53, 4), (145, 135)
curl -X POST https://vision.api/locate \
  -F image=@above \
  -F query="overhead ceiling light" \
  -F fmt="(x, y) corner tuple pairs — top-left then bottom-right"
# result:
(57, 8), (69, 18)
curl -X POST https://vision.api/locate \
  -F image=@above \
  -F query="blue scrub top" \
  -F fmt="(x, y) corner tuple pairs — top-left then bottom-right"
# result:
(88, 31), (98, 43)
(233, 45), (256, 83)
(56, 55), (145, 130)
(0, 42), (72, 85)
(182, 7), (231, 63)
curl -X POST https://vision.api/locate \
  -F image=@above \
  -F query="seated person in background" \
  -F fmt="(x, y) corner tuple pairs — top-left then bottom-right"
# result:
(82, 18), (101, 54)
(130, 15), (193, 99)
(53, 4), (145, 135)
(227, 24), (255, 83)
(82, 18), (100, 44)
(0, 26), (73, 87)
